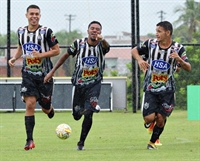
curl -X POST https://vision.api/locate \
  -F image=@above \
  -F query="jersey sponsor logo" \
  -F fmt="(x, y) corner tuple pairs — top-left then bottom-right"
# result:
(37, 35), (42, 40)
(150, 41), (158, 49)
(80, 41), (86, 48)
(82, 67), (99, 77)
(18, 28), (24, 34)
(22, 42), (41, 52)
(151, 73), (168, 82)
(26, 57), (42, 65)
(51, 34), (56, 42)
(171, 45), (180, 53)
(40, 30), (46, 34)
(152, 59), (170, 71)
(82, 56), (98, 66)
(69, 44), (76, 52)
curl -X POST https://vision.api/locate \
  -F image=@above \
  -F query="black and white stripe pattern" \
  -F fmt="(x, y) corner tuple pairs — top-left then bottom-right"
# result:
(17, 25), (58, 75)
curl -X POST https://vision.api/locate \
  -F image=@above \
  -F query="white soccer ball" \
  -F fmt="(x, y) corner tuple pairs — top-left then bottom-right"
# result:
(55, 123), (72, 140)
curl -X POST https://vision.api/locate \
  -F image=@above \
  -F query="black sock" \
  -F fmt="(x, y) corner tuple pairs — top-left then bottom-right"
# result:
(78, 113), (93, 146)
(150, 124), (164, 143)
(25, 115), (35, 141)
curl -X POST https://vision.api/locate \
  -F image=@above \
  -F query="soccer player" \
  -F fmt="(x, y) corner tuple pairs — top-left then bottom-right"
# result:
(132, 21), (191, 150)
(8, 4), (60, 150)
(44, 21), (110, 150)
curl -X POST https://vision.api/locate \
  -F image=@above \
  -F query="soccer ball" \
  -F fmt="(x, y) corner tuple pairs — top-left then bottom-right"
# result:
(55, 123), (72, 140)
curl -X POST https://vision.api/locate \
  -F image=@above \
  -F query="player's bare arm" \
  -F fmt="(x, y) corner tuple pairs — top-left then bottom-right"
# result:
(32, 44), (60, 58)
(132, 47), (150, 71)
(44, 52), (70, 83)
(8, 46), (23, 67)
(169, 52), (191, 72)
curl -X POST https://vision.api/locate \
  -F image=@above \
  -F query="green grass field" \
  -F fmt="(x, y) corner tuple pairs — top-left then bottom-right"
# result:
(0, 110), (199, 161)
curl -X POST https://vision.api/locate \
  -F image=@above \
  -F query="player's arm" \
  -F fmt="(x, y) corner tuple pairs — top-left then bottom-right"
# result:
(32, 44), (60, 58)
(44, 52), (70, 83)
(131, 47), (149, 71)
(32, 28), (60, 58)
(169, 49), (191, 72)
(8, 45), (23, 67)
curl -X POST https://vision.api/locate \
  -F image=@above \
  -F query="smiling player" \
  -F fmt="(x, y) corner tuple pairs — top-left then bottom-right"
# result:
(44, 21), (110, 150)
(8, 4), (60, 150)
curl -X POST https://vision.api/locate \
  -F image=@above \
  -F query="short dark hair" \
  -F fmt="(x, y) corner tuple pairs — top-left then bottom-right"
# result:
(88, 21), (102, 29)
(26, 4), (40, 13)
(156, 21), (173, 35)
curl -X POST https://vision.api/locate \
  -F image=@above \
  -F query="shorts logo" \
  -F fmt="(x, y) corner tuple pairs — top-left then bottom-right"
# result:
(90, 97), (98, 108)
(143, 102), (149, 110)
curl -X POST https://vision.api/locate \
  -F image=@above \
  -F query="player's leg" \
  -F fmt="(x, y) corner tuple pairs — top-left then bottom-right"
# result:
(23, 96), (37, 150)
(148, 91), (174, 149)
(72, 86), (85, 121)
(142, 91), (159, 150)
(21, 73), (39, 150)
(77, 82), (101, 150)
(39, 78), (54, 118)
(77, 111), (93, 150)
(148, 113), (166, 149)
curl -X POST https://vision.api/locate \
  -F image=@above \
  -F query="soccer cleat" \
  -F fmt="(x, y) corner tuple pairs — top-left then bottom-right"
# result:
(95, 105), (101, 113)
(147, 120), (155, 134)
(155, 139), (162, 146)
(147, 143), (157, 150)
(77, 145), (85, 151)
(24, 140), (35, 150)
(144, 120), (155, 129)
(77, 141), (85, 151)
(48, 107), (54, 119)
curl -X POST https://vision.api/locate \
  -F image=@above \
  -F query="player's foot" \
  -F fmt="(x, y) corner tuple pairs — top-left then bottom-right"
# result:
(95, 105), (101, 113)
(24, 140), (35, 150)
(77, 141), (85, 151)
(144, 120), (155, 129)
(147, 120), (155, 134)
(147, 143), (157, 150)
(48, 107), (54, 119)
(155, 139), (162, 146)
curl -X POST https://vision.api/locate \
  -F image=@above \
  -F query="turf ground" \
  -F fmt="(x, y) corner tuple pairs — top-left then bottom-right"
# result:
(0, 110), (199, 161)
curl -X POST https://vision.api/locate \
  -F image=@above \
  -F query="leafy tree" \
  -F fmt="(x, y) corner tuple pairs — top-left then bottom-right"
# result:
(173, 0), (200, 42)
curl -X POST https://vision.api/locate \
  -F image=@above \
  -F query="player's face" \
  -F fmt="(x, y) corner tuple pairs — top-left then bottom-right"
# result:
(26, 8), (41, 27)
(87, 23), (102, 41)
(156, 26), (169, 42)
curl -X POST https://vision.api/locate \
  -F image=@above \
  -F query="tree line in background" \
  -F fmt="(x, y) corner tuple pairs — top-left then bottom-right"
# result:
(0, 0), (199, 110)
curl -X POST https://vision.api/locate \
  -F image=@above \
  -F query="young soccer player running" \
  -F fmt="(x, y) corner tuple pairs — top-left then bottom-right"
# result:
(132, 21), (191, 150)
(8, 4), (60, 150)
(44, 21), (110, 150)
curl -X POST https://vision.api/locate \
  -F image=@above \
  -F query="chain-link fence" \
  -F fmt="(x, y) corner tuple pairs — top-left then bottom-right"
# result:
(0, 0), (199, 111)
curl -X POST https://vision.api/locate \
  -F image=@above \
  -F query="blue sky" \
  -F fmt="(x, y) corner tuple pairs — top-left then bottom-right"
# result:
(0, 0), (187, 36)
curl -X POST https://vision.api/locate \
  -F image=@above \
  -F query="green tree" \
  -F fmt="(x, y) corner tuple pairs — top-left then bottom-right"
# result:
(173, 0), (200, 42)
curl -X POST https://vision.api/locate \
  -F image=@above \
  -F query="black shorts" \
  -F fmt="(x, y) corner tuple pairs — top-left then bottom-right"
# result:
(72, 81), (101, 114)
(21, 72), (54, 110)
(142, 90), (175, 117)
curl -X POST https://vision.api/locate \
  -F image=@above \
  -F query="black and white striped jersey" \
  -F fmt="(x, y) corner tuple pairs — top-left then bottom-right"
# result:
(137, 38), (189, 92)
(17, 25), (58, 76)
(67, 38), (110, 86)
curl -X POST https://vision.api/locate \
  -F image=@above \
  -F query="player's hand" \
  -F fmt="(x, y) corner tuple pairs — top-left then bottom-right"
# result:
(169, 51), (181, 61)
(96, 34), (104, 41)
(8, 57), (16, 67)
(138, 59), (149, 72)
(32, 49), (41, 58)
(44, 71), (54, 83)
